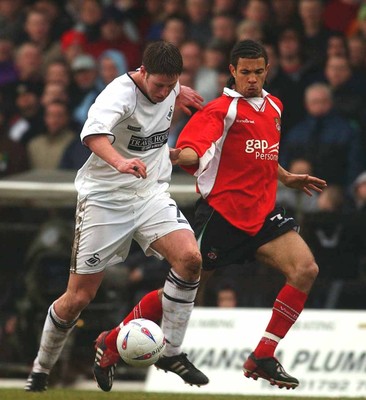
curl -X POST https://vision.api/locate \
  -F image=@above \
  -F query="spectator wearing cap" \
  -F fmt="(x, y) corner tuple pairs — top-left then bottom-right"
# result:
(69, 54), (99, 129)
(26, 100), (75, 170)
(96, 49), (127, 92)
(60, 30), (87, 64)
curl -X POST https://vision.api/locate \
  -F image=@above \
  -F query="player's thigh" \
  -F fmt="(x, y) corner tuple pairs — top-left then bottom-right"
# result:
(72, 197), (135, 274)
(255, 229), (315, 276)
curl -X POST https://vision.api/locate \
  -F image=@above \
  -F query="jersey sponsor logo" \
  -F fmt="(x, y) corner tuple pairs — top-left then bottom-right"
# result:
(128, 129), (169, 151)
(127, 125), (142, 132)
(236, 118), (255, 124)
(85, 253), (101, 267)
(245, 139), (279, 161)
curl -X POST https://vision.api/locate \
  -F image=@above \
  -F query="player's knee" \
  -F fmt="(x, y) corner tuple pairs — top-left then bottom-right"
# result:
(174, 250), (202, 278)
(69, 290), (94, 312)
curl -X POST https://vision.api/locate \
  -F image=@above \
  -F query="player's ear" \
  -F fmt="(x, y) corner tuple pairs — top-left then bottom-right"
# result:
(229, 64), (236, 77)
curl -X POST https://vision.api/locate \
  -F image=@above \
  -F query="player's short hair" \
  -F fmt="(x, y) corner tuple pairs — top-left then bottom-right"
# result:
(230, 39), (268, 68)
(142, 41), (183, 77)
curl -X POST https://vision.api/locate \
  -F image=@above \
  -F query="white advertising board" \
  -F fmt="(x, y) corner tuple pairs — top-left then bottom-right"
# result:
(145, 307), (366, 397)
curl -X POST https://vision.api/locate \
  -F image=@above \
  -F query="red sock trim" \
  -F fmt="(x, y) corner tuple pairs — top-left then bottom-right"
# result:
(254, 284), (307, 358)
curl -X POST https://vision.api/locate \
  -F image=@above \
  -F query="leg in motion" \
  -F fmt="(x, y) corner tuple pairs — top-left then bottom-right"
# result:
(243, 231), (318, 389)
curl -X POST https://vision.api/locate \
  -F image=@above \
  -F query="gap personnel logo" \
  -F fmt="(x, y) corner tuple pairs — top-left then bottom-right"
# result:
(85, 253), (101, 267)
(245, 139), (279, 161)
(128, 129), (169, 151)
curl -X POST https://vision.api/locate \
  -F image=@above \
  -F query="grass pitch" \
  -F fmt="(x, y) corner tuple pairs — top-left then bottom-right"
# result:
(1, 389), (365, 400)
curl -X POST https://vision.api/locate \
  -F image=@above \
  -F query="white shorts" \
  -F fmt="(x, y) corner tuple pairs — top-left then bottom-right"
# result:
(70, 191), (192, 274)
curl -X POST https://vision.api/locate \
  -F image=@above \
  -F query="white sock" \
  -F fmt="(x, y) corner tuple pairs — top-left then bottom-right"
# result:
(32, 303), (79, 374)
(161, 270), (199, 357)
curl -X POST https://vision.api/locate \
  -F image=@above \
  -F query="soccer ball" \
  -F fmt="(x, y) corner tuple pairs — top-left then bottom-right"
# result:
(116, 318), (166, 368)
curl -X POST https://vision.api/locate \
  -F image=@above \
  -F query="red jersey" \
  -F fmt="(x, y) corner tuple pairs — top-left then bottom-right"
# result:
(176, 88), (282, 235)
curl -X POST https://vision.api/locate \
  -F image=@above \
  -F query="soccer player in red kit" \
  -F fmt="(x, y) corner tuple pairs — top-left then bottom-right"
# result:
(92, 40), (326, 391)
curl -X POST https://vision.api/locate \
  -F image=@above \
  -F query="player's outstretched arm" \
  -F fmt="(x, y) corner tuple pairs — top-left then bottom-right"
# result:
(176, 85), (204, 116)
(278, 164), (327, 196)
(84, 135), (147, 178)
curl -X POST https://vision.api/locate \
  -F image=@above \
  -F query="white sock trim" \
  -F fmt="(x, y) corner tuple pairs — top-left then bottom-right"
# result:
(263, 331), (281, 342)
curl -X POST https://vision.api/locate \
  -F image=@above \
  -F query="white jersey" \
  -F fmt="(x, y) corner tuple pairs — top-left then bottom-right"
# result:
(75, 72), (179, 199)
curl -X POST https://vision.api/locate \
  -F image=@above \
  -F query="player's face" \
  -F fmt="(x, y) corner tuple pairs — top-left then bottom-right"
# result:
(229, 57), (268, 98)
(143, 70), (179, 103)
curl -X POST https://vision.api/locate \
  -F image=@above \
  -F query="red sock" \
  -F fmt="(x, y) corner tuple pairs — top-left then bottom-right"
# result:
(254, 284), (307, 358)
(105, 289), (162, 352)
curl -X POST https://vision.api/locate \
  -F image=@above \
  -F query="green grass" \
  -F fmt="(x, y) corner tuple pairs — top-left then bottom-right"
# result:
(1, 389), (365, 400)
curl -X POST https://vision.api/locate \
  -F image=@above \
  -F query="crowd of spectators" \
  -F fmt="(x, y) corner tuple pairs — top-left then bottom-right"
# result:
(1, 0), (366, 379)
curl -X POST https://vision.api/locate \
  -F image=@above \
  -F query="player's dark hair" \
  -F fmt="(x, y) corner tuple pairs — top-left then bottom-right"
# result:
(227, 40), (268, 88)
(142, 41), (183, 77)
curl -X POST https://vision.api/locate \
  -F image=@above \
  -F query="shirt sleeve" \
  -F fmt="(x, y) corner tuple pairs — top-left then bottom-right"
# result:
(80, 79), (133, 144)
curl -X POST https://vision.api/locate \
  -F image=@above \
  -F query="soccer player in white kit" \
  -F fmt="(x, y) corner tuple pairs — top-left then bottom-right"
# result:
(25, 41), (209, 392)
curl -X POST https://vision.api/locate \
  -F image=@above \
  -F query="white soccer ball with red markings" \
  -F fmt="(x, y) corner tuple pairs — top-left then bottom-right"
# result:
(116, 318), (166, 368)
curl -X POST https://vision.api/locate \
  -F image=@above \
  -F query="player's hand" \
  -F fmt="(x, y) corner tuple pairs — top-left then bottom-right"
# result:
(176, 85), (204, 116)
(283, 173), (327, 196)
(169, 148), (181, 165)
(116, 158), (147, 179)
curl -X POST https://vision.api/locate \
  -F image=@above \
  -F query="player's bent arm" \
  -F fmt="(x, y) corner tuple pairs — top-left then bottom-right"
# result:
(174, 147), (199, 165)
(84, 134), (147, 178)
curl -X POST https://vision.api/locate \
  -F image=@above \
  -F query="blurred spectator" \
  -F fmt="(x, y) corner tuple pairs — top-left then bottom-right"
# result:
(44, 59), (72, 88)
(160, 14), (188, 48)
(347, 3), (366, 37)
(27, 101), (75, 170)
(69, 54), (99, 129)
(180, 40), (220, 104)
(210, 12), (237, 53)
(236, 19), (265, 42)
(203, 39), (229, 71)
(73, 0), (103, 42)
(19, 8), (62, 68)
(267, 0), (301, 42)
(324, 0), (361, 36)
(0, 108), (29, 177)
(41, 82), (70, 108)
(96, 49), (127, 91)
(326, 32), (349, 60)
(185, 0), (212, 46)
(60, 30), (88, 64)
(0, 42), (44, 115)
(347, 34), (366, 75)
(7, 82), (44, 144)
(32, 0), (73, 41)
(298, 0), (336, 69)
(276, 158), (319, 220)
(0, 36), (17, 87)
(59, 136), (91, 170)
(324, 54), (366, 129)
(240, 0), (271, 37)
(212, 0), (240, 17)
(263, 41), (306, 136)
(85, 6), (141, 70)
(0, 0), (26, 45)
(215, 282), (239, 308)
(280, 82), (365, 188)
(350, 171), (366, 211)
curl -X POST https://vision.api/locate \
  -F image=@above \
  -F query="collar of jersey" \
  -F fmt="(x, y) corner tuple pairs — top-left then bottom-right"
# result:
(223, 87), (269, 100)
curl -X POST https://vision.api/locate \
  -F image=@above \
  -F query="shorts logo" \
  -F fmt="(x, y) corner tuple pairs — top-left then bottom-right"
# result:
(207, 248), (218, 260)
(85, 253), (101, 267)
